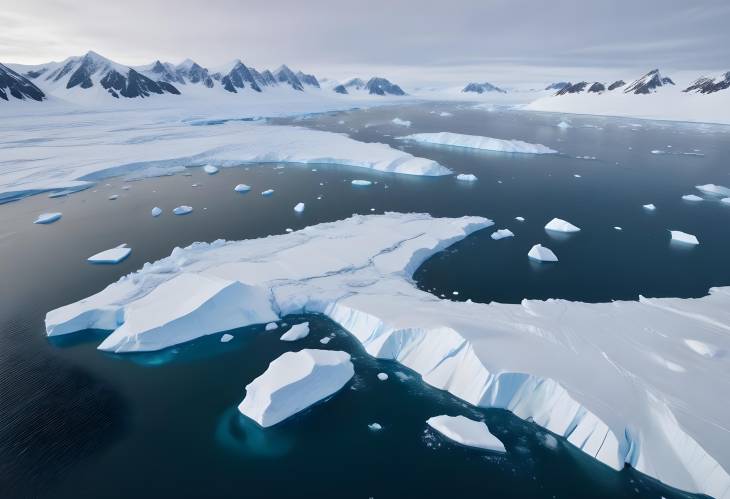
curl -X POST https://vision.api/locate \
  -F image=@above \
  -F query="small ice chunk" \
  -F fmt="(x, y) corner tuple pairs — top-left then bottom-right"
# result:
(34, 212), (62, 224)
(377, 372), (389, 381)
(557, 121), (571, 129)
(87, 244), (131, 264)
(574, 174), (581, 178)
(280, 322), (310, 341)
(721, 197), (730, 205)
(670, 231), (699, 245)
(614, 226), (623, 231)
(108, 194), (119, 200)
(682, 194), (703, 202)
(368, 423), (383, 431)
(203, 164), (219, 174)
(285, 228), (293, 233)
(294, 202), (305, 213)
(439, 112), (453, 117)
(234, 184), (251, 193)
(150, 207), (162, 217)
(696, 184), (730, 197)
(515, 216), (525, 222)
(121, 185), (130, 190)
(426, 415), (505, 453)
(220, 333), (234, 343)
(265, 322), (279, 331)
(545, 218), (580, 233)
(491, 229), (514, 240)
(238, 349), (354, 427)
(456, 173), (478, 182)
(391, 118), (411, 127)
(528, 244), (558, 262)
(173, 205), (193, 215)
(319, 336), (332, 345)
(351, 179), (372, 186)
(261, 189), (275, 196)
(543, 434), (559, 449)
(643, 204), (656, 211)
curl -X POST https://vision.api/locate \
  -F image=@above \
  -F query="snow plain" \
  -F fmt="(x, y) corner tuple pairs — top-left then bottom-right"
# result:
(427, 415), (506, 453)
(44, 212), (730, 498)
(398, 132), (557, 154)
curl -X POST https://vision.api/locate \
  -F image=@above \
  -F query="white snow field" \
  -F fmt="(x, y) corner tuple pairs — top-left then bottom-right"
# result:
(280, 322), (310, 342)
(544, 218), (581, 233)
(44, 213), (730, 498)
(670, 231), (700, 246)
(398, 132), (557, 154)
(33, 212), (62, 224)
(0, 108), (449, 203)
(86, 244), (132, 264)
(528, 244), (558, 262)
(238, 349), (354, 427)
(427, 415), (506, 453)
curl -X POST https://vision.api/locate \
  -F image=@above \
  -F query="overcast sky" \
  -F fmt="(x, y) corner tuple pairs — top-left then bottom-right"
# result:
(1, 0), (727, 85)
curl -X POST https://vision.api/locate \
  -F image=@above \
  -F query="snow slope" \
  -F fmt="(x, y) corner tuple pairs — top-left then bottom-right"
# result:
(44, 213), (730, 499)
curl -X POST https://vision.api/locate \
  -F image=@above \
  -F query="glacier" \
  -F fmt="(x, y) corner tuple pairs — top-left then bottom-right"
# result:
(427, 415), (506, 453)
(398, 132), (558, 154)
(43, 212), (730, 498)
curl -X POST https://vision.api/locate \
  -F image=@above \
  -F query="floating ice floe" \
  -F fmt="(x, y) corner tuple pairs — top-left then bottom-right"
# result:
(614, 226), (623, 231)
(670, 231), (699, 245)
(682, 194), (703, 202)
(557, 121), (572, 129)
(44, 213), (730, 498)
(439, 112), (453, 117)
(456, 174), (478, 182)
(108, 194), (119, 200)
(173, 205), (193, 215)
(515, 216), (525, 222)
(576, 155), (597, 160)
(426, 415), (505, 453)
(368, 422), (383, 431)
(491, 229), (514, 240)
(34, 212), (62, 224)
(238, 349), (354, 427)
(319, 336), (331, 345)
(545, 218), (581, 233)
(280, 322), (310, 341)
(574, 174), (582, 178)
(261, 189), (274, 196)
(294, 202), (305, 213)
(87, 244), (132, 264)
(528, 244), (558, 262)
(151, 207), (162, 217)
(220, 333), (233, 343)
(392, 118), (412, 127)
(398, 132), (557, 154)
(696, 184), (730, 197)
(351, 179), (372, 187)
(203, 164), (219, 174)
(377, 372), (389, 381)
(643, 204), (656, 211)
(722, 198), (730, 205)
(265, 322), (279, 331)
(234, 184), (251, 193)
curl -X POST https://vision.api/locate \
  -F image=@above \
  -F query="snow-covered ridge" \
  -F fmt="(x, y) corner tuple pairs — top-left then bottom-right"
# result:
(44, 213), (730, 498)
(398, 132), (557, 154)
(0, 118), (449, 202)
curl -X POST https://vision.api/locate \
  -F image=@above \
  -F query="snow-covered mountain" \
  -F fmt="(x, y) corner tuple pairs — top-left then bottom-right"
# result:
(0, 63), (45, 101)
(545, 81), (570, 91)
(623, 69), (674, 94)
(684, 71), (730, 94)
(552, 70), (675, 97)
(462, 82), (506, 94)
(333, 77), (405, 96)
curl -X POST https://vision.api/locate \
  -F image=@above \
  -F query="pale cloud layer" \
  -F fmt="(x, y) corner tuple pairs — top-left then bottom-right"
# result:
(1, 0), (727, 81)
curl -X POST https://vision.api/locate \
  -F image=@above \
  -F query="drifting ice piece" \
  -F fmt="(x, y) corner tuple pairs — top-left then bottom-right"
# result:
(643, 204), (656, 211)
(351, 180), (372, 186)
(151, 207), (162, 217)
(722, 198), (730, 205)
(557, 121), (571, 129)
(682, 194), (703, 202)
(108, 194), (119, 200)
(261, 189), (274, 196)
(368, 422), (383, 431)
(238, 349), (354, 427)
(491, 229), (514, 240)
(392, 118), (411, 127)
(87, 244), (131, 264)
(545, 218), (581, 233)
(377, 372), (389, 381)
(515, 216), (525, 222)
(221, 333), (234, 343)
(234, 184), (251, 192)
(398, 132), (558, 154)
(696, 184), (730, 197)
(294, 202), (305, 213)
(173, 205), (193, 215)
(265, 322), (279, 331)
(456, 174), (478, 182)
(203, 164), (219, 174)
(280, 322), (310, 341)
(528, 244), (558, 262)
(670, 231), (699, 245)
(426, 415), (506, 453)
(34, 212), (62, 224)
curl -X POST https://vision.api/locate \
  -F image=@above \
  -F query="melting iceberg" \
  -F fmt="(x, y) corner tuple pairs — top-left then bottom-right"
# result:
(682, 194), (703, 202)
(643, 204), (656, 211)
(351, 180), (372, 187)
(294, 202), (305, 213)
(173, 205), (193, 215)
(34, 212), (62, 224)
(427, 415), (505, 453)
(391, 118), (412, 127)
(545, 218), (581, 233)
(491, 229), (514, 240)
(696, 184), (730, 197)
(234, 184), (251, 193)
(670, 231), (700, 245)
(151, 207), (162, 217)
(528, 244), (558, 262)
(280, 322), (310, 342)
(261, 189), (274, 197)
(203, 164), (219, 174)
(238, 349), (354, 427)
(87, 244), (131, 264)
(456, 174), (478, 182)
(398, 132), (558, 154)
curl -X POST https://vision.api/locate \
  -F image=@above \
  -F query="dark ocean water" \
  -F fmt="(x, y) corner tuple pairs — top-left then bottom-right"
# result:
(2, 102), (728, 498)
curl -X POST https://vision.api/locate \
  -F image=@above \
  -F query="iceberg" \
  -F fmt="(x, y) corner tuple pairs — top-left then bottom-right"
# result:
(557, 121), (572, 129)
(173, 205), (193, 215)
(280, 322), (310, 342)
(545, 218), (581, 233)
(87, 244), (131, 264)
(351, 180), (372, 186)
(34, 212), (62, 224)
(44, 213), (730, 498)
(456, 174), (478, 182)
(108, 194), (119, 200)
(391, 118), (411, 127)
(682, 194), (703, 202)
(670, 231), (699, 245)
(696, 184), (730, 197)
(722, 198), (730, 205)
(234, 184), (251, 193)
(319, 336), (332, 345)
(515, 216), (525, 222)
(439, 112), (453, 117)
(261, 189), (274, 196)
(151, 207), (162, 217)
(238, 349), (354, 427)
(490, 229), (514, 240)
(203, 164), (219, 174)
(377, 372), (389, 381)
(220, 333), (234, 343)
(643, 204), (656, 210)
(614, 226), (623, 231)
(368, 422), (383, 431)
(265, 322), (279, 331)
(426, 415), (505, 453)
(398, 132), (558, 154)
(528, 244), (558, 262)
(293, 202), (305, 213)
